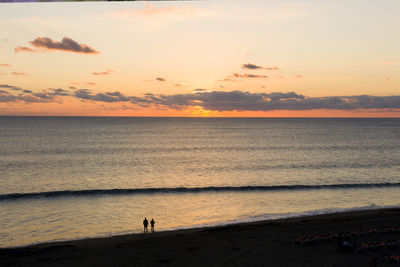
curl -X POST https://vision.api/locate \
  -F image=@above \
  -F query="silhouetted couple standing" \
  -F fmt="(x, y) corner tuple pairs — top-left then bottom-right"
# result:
(143, 218), (155, 233)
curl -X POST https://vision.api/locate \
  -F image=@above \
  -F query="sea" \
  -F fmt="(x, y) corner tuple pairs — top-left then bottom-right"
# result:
(1, 117), (400, 248)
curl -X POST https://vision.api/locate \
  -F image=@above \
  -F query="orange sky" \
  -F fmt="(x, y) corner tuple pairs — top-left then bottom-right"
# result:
(1, 1), (400, 117)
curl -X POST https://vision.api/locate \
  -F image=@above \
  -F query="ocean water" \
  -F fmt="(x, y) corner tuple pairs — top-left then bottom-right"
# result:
(1, 117), (400, 247)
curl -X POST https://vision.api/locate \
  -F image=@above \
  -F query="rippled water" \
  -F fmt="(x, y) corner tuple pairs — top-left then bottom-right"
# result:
(1, 117), (400, 247)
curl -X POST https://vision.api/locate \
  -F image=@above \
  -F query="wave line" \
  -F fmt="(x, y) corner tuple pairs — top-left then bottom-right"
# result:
(2, 182), (400, 201)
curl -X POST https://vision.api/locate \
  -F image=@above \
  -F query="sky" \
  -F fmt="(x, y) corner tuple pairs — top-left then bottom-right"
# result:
(0, 0), (400, 117)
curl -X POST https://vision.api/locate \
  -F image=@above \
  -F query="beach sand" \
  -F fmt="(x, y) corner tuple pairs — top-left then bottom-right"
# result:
(2, 208), (400, 266)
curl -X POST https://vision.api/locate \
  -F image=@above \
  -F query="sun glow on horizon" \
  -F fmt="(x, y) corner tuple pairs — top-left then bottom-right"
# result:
(0, 0), (399, 117)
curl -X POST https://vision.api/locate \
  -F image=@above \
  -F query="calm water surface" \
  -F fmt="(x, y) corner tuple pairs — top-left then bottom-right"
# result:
(1, 117), (400, 247)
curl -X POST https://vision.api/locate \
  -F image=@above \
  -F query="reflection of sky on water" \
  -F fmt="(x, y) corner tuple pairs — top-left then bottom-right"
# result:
(1, 117), (399, 247)
(2, 188), (400, 248)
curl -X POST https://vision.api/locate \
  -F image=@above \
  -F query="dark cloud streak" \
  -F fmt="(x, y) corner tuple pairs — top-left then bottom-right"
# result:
(0, 84), (23, 91)
(74, 89), (130, 103)
(242, 63), (278, 70)
(15, 37), (99, 54)
(0, 84), (67, 103)
(0, 89), (55, 103)
(49, 88), (70, 96)
(242, 63), (262, 70)
(233, 73), (267, 78)
(71, 89), (400, 112)
(2, 85), (400, 112)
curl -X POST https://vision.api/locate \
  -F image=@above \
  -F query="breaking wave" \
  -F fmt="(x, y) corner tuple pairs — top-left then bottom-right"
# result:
(2, 182), (400, 201)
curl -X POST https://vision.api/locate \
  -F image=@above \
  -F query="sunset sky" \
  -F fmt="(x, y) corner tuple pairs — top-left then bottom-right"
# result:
(1, 0), (400, 117)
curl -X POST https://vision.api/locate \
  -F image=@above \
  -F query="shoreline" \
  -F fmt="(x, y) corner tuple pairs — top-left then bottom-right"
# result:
(2, 204), (395, 250)
(2, 207), (400, 266)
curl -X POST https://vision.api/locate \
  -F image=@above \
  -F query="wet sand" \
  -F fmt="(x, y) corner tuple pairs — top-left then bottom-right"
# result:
(2, 208), (400, 266)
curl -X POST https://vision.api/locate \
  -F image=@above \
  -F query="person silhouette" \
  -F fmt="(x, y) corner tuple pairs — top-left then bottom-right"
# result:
(150, 218), (155, 232)
(143, 218), (149, 233)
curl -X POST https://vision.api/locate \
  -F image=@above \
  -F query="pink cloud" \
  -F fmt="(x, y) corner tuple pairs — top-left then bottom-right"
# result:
(134, 3), (197, 16)
(15, 46), (35, 53)
(11, 72), (27, 76)
(219, 78), (237, 82)
(174, 83), (186, 87)
(93, 69), (114, 75)
(374, 61), (399, 65)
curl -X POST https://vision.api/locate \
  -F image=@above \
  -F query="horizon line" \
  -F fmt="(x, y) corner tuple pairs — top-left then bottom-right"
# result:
(1, 115), (400, 119)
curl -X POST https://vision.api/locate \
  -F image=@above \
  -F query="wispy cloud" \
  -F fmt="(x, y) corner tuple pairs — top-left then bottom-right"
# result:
(0, 64), (12, 67)
(0, 84), (23, 91)
(0, 84), (69, 103)
(32, 92), (56, 100)
(220, 77), (236, 82)
(3, 86), (400, 113)
(114, 3), (200, 19)
(15, 37), (99, 54)
(93, 69), (114, 75)
(0, 38), (8, 48)
(0, 90), (18, 103)
(232, 73), (268, 78)
(134, 3), (197, 16)
(373, 61), (400, 66)
(14, 46), (35, 53)
(71, 89), (400, 112)
(242, 63), (279, 70)
(11, 72), (27, 76)
(48, 88), (70, 96)
(0, 89), (56, 103)
(241, 63), (262, 70)
(74, 89), (130, 103)
(174, 83), (186, 87)
(111, 3), (215, 31)
(220, 72), (268, 80)
(152, 91), (400, 112)
(93, 72), (109, 76)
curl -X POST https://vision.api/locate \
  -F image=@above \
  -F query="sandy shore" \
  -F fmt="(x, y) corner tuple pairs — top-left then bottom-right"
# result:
(2, 208), (400, 266)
